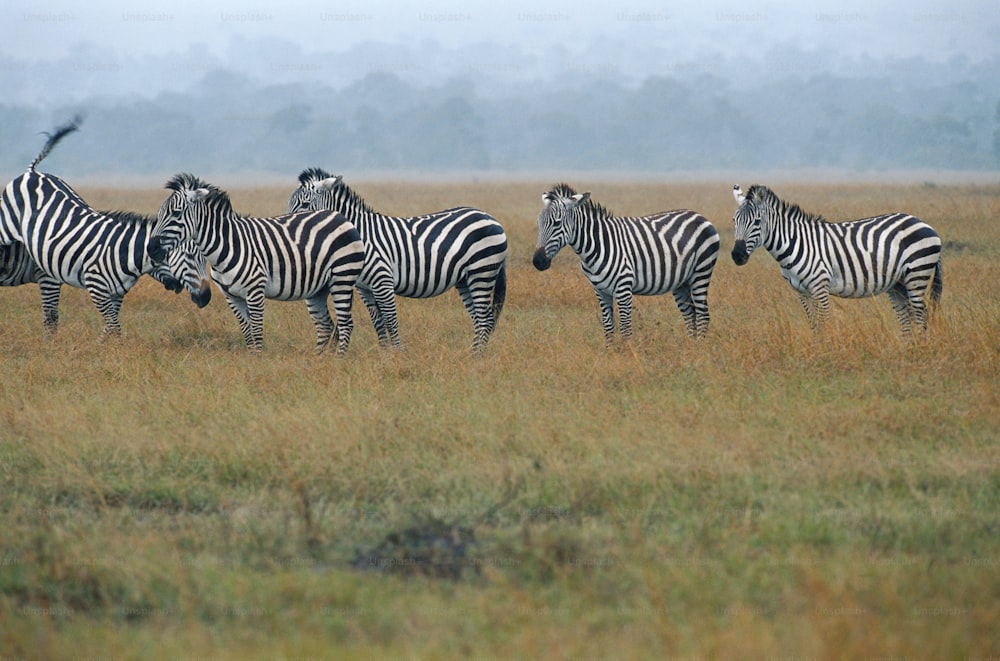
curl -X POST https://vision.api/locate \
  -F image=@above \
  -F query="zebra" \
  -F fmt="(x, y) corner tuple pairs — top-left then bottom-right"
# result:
(0, 118), (212, 338)
(0, 239), (209, 332)
(147, 173), (366, 355)
(730, 184), (943, 333)
(287, 169), (508, 352)
(532, 183), (720, 342)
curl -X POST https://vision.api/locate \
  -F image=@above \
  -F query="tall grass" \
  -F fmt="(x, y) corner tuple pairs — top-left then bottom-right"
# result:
(1, 181), (998, 659)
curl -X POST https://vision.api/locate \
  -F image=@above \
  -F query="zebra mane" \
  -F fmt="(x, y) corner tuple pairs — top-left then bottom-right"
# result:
(297, 167), (333, 186)
(295, 168), (376, 216)
(329, 177), (378, 217)
(30, 114), (84, 171)
(102, 209), (155, 225)
(165, 173), (234, 215)
(546, 183), (612, 218)
(746, 184), (826, 223)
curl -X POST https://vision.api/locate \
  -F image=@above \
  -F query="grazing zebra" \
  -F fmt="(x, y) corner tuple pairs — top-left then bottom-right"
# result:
(0, 118), (212, 337)
(532, 183), (720, 342)
(148, 173), (365, 354)
(0, 240), (208, 331)
(287, 169), (508, 352)
(730, 184), (943, 333)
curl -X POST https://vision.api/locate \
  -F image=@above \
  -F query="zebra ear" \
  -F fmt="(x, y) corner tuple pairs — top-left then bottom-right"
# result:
(732, 184), (746, 205)
(542, 192), (555, 205)
(571, 192), (590, 207)
(318, 176), (342, 191)
(185, 188), (210, 205)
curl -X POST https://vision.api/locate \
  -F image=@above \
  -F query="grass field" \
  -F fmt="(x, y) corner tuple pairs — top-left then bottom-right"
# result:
(1, 179), (998, 660)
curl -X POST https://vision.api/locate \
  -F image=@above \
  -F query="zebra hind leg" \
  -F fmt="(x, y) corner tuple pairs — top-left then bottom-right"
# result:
(328, 285), (355, 356)
(672, 287), (699, 338)
(457, 279), (495, 353)
(887, 283), (916, 336)
(305, 294), (336, 354)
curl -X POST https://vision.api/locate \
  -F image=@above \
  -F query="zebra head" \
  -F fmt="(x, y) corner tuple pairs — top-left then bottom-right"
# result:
(532, 185), (590, 271)
(288, 168), (343, 213)
(149, 173), (214, 262)
(731, 184), (761, 266)
(163, 238), (212, 308)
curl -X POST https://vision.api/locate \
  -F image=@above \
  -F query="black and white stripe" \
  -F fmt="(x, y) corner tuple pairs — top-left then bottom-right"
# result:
(0, 119), (212, 337)
(149, 174), (365, 354)
(731, 184), (943, 333)
(532, 183), (720, 342)
(0, 243), (63, 330)
(287, 169), (508, 352)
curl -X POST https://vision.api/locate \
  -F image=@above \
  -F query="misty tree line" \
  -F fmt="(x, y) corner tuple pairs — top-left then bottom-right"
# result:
(1, 66), (998, 175)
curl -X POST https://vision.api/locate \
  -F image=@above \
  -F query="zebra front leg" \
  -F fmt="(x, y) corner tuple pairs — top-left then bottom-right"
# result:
(594, 290), (616, 346)
(616, 289), (635, 341)
(88, 289), (124, 339)
(244, 290), (267, 351)
(357, 287), (389, 346)
(224, 292), (263, 351)
(798, 290), (830, 331)
(39, 278), (62, 332)
(373, 286), (401, 349)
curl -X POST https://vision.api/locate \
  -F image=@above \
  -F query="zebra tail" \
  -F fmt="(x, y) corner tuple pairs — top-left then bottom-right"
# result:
(492, 260), (507, 324)
(30, 114), (84, 170)
(930, 256), (943, 304)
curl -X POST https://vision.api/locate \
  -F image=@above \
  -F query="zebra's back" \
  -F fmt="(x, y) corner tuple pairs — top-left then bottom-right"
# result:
(4, 173), (150, 290)
(211, 210), (364, 302)
(367, 206), (507, 298)
(818, 213), (940, 298)
(601, 209), (719, 296)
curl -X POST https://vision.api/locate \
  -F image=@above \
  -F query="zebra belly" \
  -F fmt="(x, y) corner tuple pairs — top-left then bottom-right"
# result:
(780, 268), (812, 295)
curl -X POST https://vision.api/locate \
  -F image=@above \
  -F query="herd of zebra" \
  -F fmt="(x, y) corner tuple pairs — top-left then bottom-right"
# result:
(0, 118), (944, 354)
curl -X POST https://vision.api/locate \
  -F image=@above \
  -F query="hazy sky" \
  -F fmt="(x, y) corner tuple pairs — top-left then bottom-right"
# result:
(6, 0), (998, 64)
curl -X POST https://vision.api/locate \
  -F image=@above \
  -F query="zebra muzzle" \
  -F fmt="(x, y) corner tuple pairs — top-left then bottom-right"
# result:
(148, 235), (168, 262)
(532, 247), (551, 271)
(191, 279), (212, 308)
(731, 240), (749, 266)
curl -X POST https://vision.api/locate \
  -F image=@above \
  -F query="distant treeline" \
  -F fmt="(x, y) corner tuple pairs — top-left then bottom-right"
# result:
(1, 65), (998, 176)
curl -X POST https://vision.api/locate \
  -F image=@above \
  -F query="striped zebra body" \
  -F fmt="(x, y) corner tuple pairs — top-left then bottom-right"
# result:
(0, 119), (212, 337)
(287, 169), (508, 352)
(149, 174), (365, 354)
(731, 184), (943, 333)
(532, 183), (720, 342)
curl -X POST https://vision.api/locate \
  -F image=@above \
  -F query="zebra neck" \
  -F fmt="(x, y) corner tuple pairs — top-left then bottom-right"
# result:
(566, 211), (603, 257)
(332, 189), (380, 225)
(195, 210), (234, 264)
(762, 212), (817, 265)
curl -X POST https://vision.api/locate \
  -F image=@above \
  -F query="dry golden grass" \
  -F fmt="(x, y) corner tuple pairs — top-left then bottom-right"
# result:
(0, 180), (998, 659)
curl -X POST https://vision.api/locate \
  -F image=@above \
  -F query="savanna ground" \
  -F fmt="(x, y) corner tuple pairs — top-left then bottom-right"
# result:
(1, 179), (998, 660)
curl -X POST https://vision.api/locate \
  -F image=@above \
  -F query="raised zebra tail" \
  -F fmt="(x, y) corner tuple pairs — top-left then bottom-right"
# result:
(30, 114), (84, 171)
(492, 260), (507, 325)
